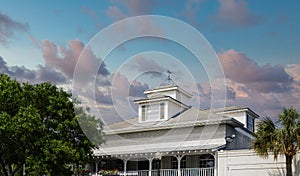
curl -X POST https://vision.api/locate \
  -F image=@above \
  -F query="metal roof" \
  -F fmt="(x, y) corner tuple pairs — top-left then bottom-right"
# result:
(103, 107), (244, 135)
(205, 106), (259, 118)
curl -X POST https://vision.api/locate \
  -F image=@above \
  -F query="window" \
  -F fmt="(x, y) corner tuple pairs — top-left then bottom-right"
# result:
(246, 114), (254, 132)
(141, 105), (146, 121)
(147, 104), (159, 121)
(152, 159), (161, 169)
(160, 103), (165, 119)
(199, 154), (214, 168)
(171, 156), (186, 169)
(140, 103), (166, 122)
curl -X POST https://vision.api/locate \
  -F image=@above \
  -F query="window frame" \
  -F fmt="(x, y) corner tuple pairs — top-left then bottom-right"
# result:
(199, 154), (215, 168)
(160, 102), (165, 119)
(141, 105), (147, 121)
(246, 114), (254, 132)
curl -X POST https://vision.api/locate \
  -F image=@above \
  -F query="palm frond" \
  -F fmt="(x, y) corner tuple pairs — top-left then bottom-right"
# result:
(253, 107), (300, 176)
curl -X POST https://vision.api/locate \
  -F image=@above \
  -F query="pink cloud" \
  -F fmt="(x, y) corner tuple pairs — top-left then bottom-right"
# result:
(226, 80), (249, 98)
(0, 56), (67, 84)
(105, 6), (126, 21)
(182, 0), (203, 21)
(219, 49), (292, 93)
(0, 12), (29, 45)
(226, 78), (299, 119)
(41, 39), (110, 80)
(81, 6), (103, 29)
(129, 80), (148, 97)
(81, 6), (98, 19)
(28, 35), (41, 49)
(111, 71), (130, 98)
(128, 55), (165, 77)
(193, 74), (299, 119)
(109, 0), (156, 15)
(111, 71), (149, 99)
(124, 0), (156, 15)
(138, 17), (165, 36)
(286, 64), (300, 81)
(101, 16), (164, 51)
(285, 64), (300, 99)
(94, 87), (113, 105)
(73, 71), (149, 124)
(214, 0), (262, 28)
(105, 0), (157, 22)
(215, 51), (300, 118)
(0, 56), (36, 81)
(36, 65), (67, 84)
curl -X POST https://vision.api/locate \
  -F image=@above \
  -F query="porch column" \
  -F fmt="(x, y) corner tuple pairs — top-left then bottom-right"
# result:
(148, 157), (153, 176)
(176, 155), (184, 176)
(95, 163), (99, 176)
(95, 158), (100, 176)
(123, 158), (129, 176)
(213, 152), (217, 176)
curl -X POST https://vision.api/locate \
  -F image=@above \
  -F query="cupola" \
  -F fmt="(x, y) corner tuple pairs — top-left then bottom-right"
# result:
(134, 85), (192, 123)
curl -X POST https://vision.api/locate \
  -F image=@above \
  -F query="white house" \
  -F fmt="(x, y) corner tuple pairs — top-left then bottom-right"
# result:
(91, 85), (299, 176)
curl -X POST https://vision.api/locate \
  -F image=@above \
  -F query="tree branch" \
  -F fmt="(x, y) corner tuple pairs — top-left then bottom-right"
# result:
(0, 161), (8, 176)
(11, 163), (25, 176)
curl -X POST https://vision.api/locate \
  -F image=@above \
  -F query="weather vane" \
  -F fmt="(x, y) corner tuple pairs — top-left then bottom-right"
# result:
(167, 69), (175, 85)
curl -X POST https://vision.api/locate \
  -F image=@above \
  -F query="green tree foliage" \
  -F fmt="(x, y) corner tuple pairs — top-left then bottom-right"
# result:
(253, 107), (300, 176)
(0, 74), (103, 176)
(76, 106), (104, 147)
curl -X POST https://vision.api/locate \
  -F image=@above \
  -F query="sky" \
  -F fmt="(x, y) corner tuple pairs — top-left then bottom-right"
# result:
(0, 0), (299, 124)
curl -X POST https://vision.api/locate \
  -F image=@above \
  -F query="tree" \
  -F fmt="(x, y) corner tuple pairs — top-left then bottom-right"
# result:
(253, 107), (300, 176)
(0, 74), (103, 176)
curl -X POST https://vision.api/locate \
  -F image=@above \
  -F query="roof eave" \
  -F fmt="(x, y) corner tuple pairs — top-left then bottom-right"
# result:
(216, 107), (259, 118)
(133, 96), (190, 109)
(103, 117), (243, 135)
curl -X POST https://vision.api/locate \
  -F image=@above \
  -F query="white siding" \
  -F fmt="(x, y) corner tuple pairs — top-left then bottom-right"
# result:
(224, 111), (247, 128)
(158, 90), (177, 99)
(146, 89), (190, 105)
(175, 92), (189, 105)
(167, 101), (184, 118)
(218, 150), (300, 176)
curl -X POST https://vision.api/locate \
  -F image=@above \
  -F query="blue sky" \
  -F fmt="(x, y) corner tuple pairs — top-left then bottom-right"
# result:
(0, 0), (299, 123)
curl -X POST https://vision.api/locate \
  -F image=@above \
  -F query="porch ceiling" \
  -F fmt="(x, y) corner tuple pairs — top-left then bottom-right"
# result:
(93, 139), (225, 158)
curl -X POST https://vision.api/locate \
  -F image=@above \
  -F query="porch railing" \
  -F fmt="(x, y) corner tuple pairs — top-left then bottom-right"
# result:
(181, 168), (214, 176)
(118, 167), (214, 176)
(137, 170), (149, 176)
(152, 169), (178, 176)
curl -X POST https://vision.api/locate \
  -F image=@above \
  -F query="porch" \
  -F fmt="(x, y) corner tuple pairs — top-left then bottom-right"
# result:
(90, 152), (216, 176)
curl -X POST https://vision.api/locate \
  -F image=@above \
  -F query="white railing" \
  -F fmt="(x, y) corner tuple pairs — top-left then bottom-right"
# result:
(181, 168), (214, 176)
(137, 170), (149, 176)
(119, 168), (214, 176)
(119, 171), (139, 175)
(160, 169), (178, 176)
